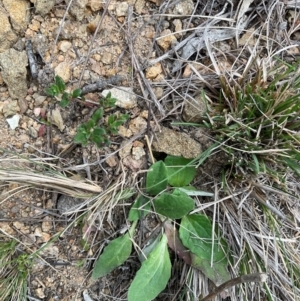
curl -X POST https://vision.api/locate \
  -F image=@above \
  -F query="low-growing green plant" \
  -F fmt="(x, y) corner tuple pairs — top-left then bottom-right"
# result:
(173, 58), (300, 181)
(0, 238), (37, 301)
(45, 75), (82, 108)
(46, 76), (129, 147)
(92, 155), (231, 301)
(74, 106), (128, 147)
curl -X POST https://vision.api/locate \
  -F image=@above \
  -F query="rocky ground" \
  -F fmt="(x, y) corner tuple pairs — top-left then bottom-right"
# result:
(0, 1), (211, 300)
(0, 0), (299, 301)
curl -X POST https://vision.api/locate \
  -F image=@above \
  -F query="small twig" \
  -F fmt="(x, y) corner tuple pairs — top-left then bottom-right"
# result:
(145, 134), (155, 164)
(81, 75), (124, 95)
(26, 40), (38, 79)
(199, 273), (268, 301)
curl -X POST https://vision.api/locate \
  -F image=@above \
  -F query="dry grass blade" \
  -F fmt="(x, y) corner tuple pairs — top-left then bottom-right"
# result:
(0, 155), (102, 200)
(0, 170), (102, 195)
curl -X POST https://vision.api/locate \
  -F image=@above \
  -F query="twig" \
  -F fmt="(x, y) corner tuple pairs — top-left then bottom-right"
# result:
(26, 40), (38, 79)
(199, 273), (268, 301)
(81, 75), (124, 95)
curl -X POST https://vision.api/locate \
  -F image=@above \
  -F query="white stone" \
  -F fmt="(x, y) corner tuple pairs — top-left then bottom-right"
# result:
(54, 61), (71, 83)
(6, 114), (20, 130)
(102, 87), (137, 109)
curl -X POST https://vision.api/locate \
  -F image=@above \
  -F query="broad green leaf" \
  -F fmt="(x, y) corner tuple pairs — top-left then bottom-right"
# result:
(180, 214), (230, 286)
(92, 127), (106, 136)
(92, 136), (104, 148)
(179, 214), (228, 262)
(77, 124), (87, 132)
(72, 88), (82, 98)
(92, 108), (103, 123)
(92, 233), (132, 279)
(128, 235), (171, 301)
(164, 156), (196, 187)
(191, 253), (230, 286)
(146, 161), (168, 195)
(91, 127), (106, 147)
(74, 132), (88, 145)
(128, 195), (151, 221)
(55, 75), (65, 92)
(153, 189), (194, 219)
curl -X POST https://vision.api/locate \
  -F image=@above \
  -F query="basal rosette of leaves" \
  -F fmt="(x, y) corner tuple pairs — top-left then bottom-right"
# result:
(92, 153), (231, 301)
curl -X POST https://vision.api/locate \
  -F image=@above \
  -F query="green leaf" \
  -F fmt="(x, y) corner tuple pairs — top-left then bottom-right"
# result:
(112, 118), (127, 128)
(77, 124), (87, 134)
(92, 108), (103, 123)
(55, 75), (65, 93)
(72, 88), (82, 98)
(153, 189), (194, 219)
(191, 253), (231, 286)
(164, 156), (196, 187)
(92, 233), (132, 279)
(146, 161), (168, 195)
(128, 195), (151, 221)
(74, 132), (88, 146)
(108, 114), (115, 125)
(179, 214), (228, 262)
(179, 214), (230, 286)
(103, 92), (117, 107)
(128, 234), (171, 301)
(59, 92), (70, 107)
(91, 127), (106, 138)
(85, 119), (96, 132)
(91, 127), (107, 147)
(45, 87), (57, 96)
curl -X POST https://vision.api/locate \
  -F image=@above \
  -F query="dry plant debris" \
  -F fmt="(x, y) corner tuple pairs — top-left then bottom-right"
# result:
(0, 0), (300, 301)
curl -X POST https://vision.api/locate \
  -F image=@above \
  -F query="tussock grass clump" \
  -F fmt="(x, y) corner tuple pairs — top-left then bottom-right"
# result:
(194, 57), (300, 300)
(202, 58), (300, 179)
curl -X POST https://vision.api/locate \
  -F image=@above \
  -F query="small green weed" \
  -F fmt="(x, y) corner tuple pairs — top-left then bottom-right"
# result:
(45, 75), (82, 108)
(46, 76), (129, 147)
(0, 238), (35, 301)
(74, 105), (128, 147)
(91, 154), (231, 301)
